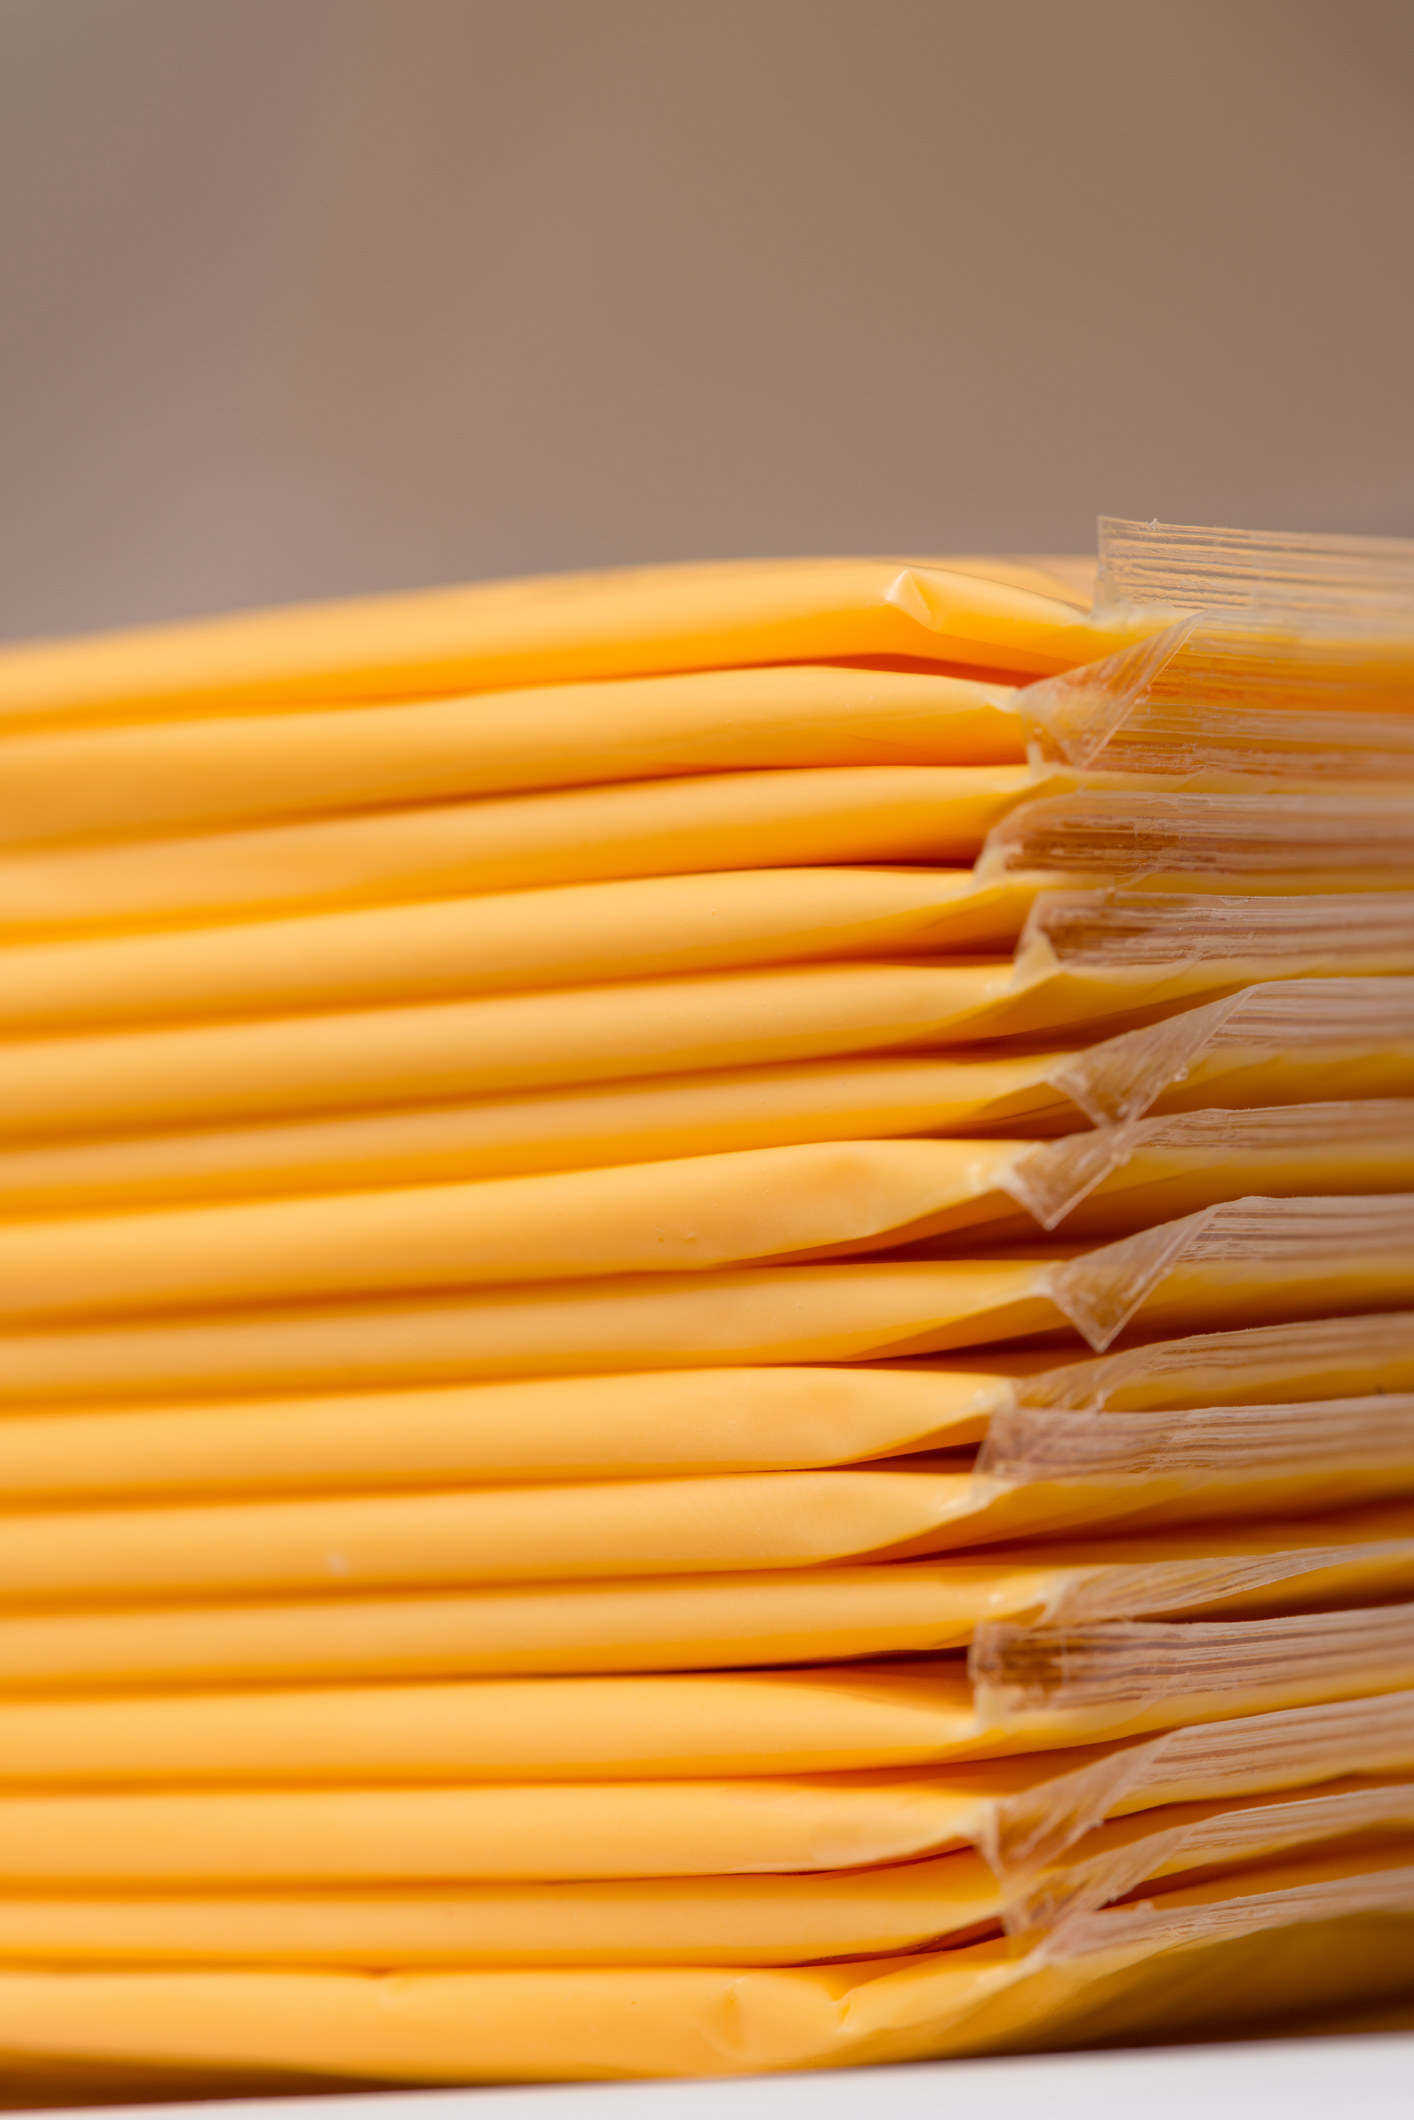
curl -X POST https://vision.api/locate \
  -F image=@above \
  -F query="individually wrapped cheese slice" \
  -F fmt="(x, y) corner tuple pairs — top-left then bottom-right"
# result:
(6, 1318), (1414, 1507)
(0, 868), (1035, 1032)
(0, 1364), (1015, 1499)
(3, 1690), (1411, 1887)
(8, 1506), (1414, 1663)
(0, 1849), (1008, 1967)
(0, 665), (1028, 849)
(14, 897), (1414, 1141)
(0, 1137), (1053, 1320)
(7, 978), (1414, 1213)
(978, 789), (1414, 896)
(1011, 1774), (1414, 1935)
(0, 1055), (1089, 1212)
(0, 763), (1062, 933)
(0, 1855), (1408, 2085)
(5, 1191), (1413, 1400)
(16, 1110), (1414, 1327)
(8, 1596), (1414, 1778)
(0, 555), (1146, 732)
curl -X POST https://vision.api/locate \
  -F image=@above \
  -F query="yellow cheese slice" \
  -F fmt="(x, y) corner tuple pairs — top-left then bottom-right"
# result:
(0, 762), (1060, 931)
(0, 869), (1034, 1032)
(0, 556), (1149, 731)
(6, 977), (1414, 1212)
(0, 1864), (1407, 2085)
(1, 1691), (1410, 1887)
(5, 1505), (1414, 1658)
(0, 664), (1027, 847)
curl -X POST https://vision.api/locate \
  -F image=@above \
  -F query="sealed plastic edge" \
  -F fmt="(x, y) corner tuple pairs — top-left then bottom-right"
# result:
(1012, 1309), (1414, 1415)
(986, 1687), (1414, 1876)
(1015, 888), (1414, 974)
(1046, 979), (1414, 1130)
(1096, 517), (1414, 622)
(1042, 1193), (1414, 1351)
(977, 1391), (1414, 1482)
(978, 790), (1414, 887)
(1047, 1855), (1414, 1961)
(1003, 1098), (1414, 1230)
(1011, 1778), (1414, 1936)
(969, 1601), (1414, 1722)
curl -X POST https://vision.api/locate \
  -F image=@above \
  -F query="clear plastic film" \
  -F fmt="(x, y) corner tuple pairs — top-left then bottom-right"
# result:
(1001, 1098), (1414, 1234)
(977, 789), (1414, 895)
(1040, 976), (1414, 1129)
(1039, 1190), (1414, 1351)
(1095, 516), (1414, 624)
(969, 1600), (1414, 1749)
(1020, 617), (1414, 789)
(1007, 1308), (1414, 1418)
(1009, 1775), (1414, 1937)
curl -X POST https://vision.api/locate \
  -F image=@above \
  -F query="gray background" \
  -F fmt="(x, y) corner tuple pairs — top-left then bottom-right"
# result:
(1, 0), (1411, 642)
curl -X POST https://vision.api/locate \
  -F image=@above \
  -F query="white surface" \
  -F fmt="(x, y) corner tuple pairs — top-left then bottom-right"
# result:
(37, 2034), (1414, 2120)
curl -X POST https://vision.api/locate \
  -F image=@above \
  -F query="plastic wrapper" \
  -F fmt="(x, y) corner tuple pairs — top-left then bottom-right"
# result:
(0, 555), (1140, 732)
(0, 664), (1028, 848)
(1002, 1099), (1414, 1236)
(1042, 975), (1414, 1130)
(0, 1856), (1410, 2088)
(1021, 617), (1414, 791)
(977, 789), (1414, 896)
(0, 868), (1039, 1034)
(1095, 515), (1414, 625)
(7, 1506), (1414, 1673)
(6, 977), (1413, 1213)
(0, 762), (1063, 933)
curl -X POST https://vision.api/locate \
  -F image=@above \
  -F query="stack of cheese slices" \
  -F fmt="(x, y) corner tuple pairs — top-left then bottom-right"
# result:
(2, 522), (1414, 2096)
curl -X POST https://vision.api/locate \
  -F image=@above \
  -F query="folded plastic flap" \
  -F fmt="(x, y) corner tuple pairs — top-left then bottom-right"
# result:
(1047, 1852), (1414, 1963)
(1014, 1776), (1414, 1936)
(1042, 1192), (1414, 1350)
(987, 1687), (1414, 1875)
(979, 790), (1414, 888)
(1021, 616), (1414, 780)
(1047, 979), (1414, 1128)
(1013, 1309), (1414, 1414)
(1005, 1099), (1414, 1230)
(1095, 517), (1414, 624)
